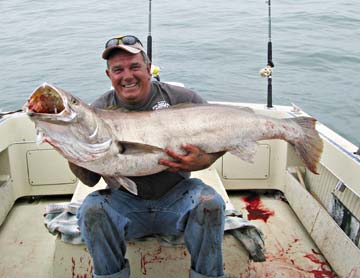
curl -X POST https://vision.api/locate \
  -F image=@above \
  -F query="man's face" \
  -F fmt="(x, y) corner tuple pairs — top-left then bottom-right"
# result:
(106, 51), (152, 105)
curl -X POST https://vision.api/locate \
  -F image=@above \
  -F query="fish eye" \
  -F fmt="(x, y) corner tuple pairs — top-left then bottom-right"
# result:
(70, 97), (79, 105)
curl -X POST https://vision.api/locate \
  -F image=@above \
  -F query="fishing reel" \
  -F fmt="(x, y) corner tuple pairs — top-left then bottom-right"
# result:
(151, 65), (160, 81)
(259, 65), (273, 78)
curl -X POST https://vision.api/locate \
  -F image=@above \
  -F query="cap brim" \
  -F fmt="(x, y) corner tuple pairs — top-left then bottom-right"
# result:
(102, 44), (144, 59)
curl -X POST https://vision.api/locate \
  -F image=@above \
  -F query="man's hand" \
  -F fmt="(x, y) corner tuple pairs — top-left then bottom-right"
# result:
(159, 144), (225, 173)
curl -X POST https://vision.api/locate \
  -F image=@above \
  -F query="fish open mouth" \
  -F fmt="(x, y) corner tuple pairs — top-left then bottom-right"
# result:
(25, 83), (65, 114)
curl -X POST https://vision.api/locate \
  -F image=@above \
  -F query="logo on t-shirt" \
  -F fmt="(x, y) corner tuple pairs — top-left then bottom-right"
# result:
(152, 101), (170, 110)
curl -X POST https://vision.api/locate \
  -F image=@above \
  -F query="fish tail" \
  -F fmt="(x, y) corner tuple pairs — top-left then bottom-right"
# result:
(290, 117), (323, 174)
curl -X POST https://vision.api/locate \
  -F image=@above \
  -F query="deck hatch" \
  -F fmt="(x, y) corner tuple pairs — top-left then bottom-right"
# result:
(222, 144), (270, 179)
(26, 149), (77, 185)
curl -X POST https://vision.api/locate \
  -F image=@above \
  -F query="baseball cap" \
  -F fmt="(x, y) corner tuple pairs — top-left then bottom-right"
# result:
(102, 35), (145, 59)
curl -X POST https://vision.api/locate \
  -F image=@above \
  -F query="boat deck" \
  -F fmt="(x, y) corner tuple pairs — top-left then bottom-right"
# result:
(0, 196), (66, 278)
(0, 190), (337, 278)
(3, 110), (358, 277)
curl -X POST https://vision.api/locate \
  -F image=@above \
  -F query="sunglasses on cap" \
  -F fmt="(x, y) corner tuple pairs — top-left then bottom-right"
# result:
(105, 35), (143, 49)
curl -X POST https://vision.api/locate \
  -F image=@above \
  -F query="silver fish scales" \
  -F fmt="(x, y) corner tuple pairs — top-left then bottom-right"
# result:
(23, 83), (323, 195)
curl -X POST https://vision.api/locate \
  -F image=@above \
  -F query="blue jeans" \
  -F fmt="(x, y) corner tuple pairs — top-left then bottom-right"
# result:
(77, 178), (226, 278)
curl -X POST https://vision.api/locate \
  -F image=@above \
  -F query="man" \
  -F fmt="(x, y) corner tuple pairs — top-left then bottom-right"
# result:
(70, 35), (226, 278)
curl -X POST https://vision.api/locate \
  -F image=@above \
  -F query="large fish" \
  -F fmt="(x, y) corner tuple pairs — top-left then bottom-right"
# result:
(23, 83), (323, 195)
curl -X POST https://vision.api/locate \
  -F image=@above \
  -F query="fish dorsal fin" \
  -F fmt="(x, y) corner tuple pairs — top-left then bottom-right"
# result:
(117, 141), (164, 155)
(235, 106), (255, 113)
(218, 105), (255, 114)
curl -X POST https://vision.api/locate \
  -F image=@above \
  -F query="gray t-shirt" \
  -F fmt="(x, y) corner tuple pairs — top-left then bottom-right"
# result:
(91, 81), (206, 199)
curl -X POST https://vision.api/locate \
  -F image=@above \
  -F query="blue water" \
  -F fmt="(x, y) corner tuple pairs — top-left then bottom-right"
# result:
(0, 0), (359, 146)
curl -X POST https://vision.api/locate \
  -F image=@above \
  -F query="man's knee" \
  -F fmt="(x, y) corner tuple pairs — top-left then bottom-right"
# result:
(193, 187), (225, 226)
(78, 192), (106, 217)
(77, 192), (110, 231)
(78, 191), (128, 233)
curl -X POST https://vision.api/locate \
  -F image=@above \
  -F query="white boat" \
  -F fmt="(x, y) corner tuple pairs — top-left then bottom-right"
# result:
(0, 100), (359, 277)
(1, 0), (359, 276)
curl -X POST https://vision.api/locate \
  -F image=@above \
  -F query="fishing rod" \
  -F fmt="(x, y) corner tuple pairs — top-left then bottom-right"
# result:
(267, 0), (274, 108)
(147, 0), (160, 81)
(260, 0), (275, 108)
(147, 0), (152, 62)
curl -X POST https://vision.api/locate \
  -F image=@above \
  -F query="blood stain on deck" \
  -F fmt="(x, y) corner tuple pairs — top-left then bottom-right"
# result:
(71, 256), (93, 278)
(303, 249), (337, 278)
(140, 246), (188, 275)
(242, 194), (275, 222)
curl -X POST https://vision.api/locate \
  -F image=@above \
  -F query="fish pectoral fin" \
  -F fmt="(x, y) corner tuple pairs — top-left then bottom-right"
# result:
(117, 141), (164, 155)
(229, 141), (257, 163)
(111, 176), (138, 195)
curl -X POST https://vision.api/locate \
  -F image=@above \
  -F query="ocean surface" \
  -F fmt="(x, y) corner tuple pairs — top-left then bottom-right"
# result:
(0, 0), (359, 146)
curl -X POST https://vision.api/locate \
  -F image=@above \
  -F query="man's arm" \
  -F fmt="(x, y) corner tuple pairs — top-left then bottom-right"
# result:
(159, 144), (225, 173)
(68, 162), (101, 187)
